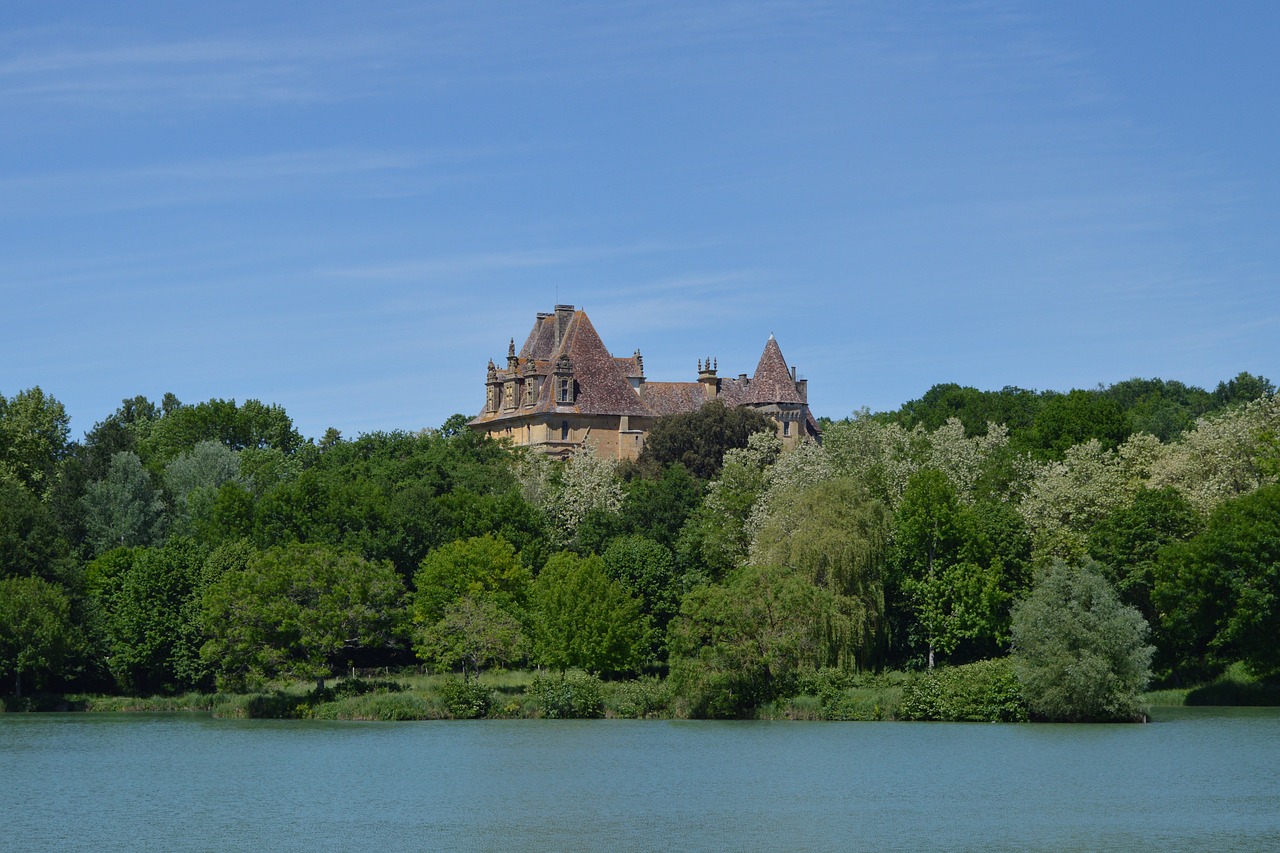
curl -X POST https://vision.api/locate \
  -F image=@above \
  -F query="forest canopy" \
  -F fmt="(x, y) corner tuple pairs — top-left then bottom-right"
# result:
(2, 373), (1277, 720)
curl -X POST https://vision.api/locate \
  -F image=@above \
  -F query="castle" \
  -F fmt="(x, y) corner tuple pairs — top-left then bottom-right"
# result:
(469, 304), (820, 459)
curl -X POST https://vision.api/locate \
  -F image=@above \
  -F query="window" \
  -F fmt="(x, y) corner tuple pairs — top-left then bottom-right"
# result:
(559, 378), (571, 403)
(561, 421), (570, 441)
(783, 419), (790, 437)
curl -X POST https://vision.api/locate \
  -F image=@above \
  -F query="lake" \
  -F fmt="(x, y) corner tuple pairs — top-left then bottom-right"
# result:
(3, 707), (1278, 851)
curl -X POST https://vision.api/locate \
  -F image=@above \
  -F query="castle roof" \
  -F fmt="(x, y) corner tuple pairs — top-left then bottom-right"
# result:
(747, 335), (804, 404)
(471, 307), (812, 427)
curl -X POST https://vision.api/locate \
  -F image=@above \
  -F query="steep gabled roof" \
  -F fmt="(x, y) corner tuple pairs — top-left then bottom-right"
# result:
(551, 311), (652, 417)
(747, 335), (803, 404)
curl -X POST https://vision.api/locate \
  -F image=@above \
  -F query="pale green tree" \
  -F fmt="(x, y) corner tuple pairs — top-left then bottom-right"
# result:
(0, 387), (70, 495)
(1148, 394), (1280, 513)
(1018, 434), (1164, 562)
(1012, 560), (1153, 722)
(750, 476), (891, 670)
(81, 451), (166, 555)
(414, 595), (526, 680)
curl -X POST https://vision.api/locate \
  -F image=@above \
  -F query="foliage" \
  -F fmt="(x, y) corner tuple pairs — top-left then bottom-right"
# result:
(80, 451), (167, 556)
(750, 477), (890, 670)
(1018, 435), (1164, 562)
(638, 399), (774, 479)
(530, 552), (648, 675)
(897, 658), (1028, 722)
(1153, 483), (1280, 679)
(1087, 487), (1202, 626)
(87, 540), (210, 694)
(603, 675), (670, 718)
(546, 442), (623, 545)
(415, 595), (526, 678)
(201, 543), (406, 690)
(138, 396), (303, 466)
(0, 575), (82, 696)
(436, 676), (492, 718)
(1012, 561), (1153, 721)
(0, 387), (71, 495)
(0, 473), (70, 582)
(600, 535), (681, 637)
(412, 534), (531, 627)
(669, 564), (844, 717)
(529, 671), (604, 718)
(890, 470), (1014, 668)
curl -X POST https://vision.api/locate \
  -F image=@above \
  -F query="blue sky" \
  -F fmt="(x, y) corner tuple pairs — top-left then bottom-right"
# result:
(4, 1), (1278, 441)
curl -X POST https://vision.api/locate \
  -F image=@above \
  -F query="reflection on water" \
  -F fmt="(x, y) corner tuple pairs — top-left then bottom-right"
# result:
(3, 708), (1278, 852)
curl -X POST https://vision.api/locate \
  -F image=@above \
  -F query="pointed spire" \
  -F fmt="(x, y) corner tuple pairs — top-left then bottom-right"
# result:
(748, 336), (803, 404)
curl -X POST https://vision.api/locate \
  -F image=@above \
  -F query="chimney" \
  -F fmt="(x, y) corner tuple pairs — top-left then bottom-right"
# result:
(554, 304), (574, 349)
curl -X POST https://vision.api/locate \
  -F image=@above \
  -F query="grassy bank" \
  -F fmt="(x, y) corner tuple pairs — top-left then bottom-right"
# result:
(7, 661), (1276, 721)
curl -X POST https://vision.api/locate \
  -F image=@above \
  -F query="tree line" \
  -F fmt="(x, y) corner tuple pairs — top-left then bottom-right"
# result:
(1, 372), (1277, 720)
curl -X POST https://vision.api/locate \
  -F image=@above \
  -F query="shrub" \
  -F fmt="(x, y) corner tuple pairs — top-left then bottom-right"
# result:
(897, 659), (1028, 722)
(1012, 560), (1153, 722)
(605, 676), (670, 718)
(437, 677), (491, 719)
(309, 693), (436, 721)
(530, 672), (604, 718)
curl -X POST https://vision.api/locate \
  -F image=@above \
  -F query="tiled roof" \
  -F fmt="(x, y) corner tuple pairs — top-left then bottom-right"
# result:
(471, 308), (816, 429)
(748, 336), (804, 404)
(553, 312), (652, 417)
(641, 382), (707, 416)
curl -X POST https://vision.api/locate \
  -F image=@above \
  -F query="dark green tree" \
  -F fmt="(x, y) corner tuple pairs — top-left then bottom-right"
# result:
(1153, 483), (1280, 680)
(638, 400), (773, 479)
(201, 543), (406, 690)
(86, 540), (209, 694)
(0, 575), (82, 696)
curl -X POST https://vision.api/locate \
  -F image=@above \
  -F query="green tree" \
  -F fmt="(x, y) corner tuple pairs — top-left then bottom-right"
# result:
(0, 474), (69, 582)
(749, 476), (890, 670)
(86, 540), (209, 694)
(1087, 487), (1202, 625)
(891, 470), (1009, 669)
(80, 451), (166, 556)
(0, 387), (71, 495)
(1022, 389), (1131, 460)
(668, 564), (838, 717)
(1213, 371), (1274, 407)
(412, 535), (531, 627)
(414, 595), (526, 680)
(1011, 560), (1153, 722)
(1153, 483), (1280, 680)
(201, 543), (406, 690)
(529, 552), (648, 675)
(0, 576), (81, 696)
(638, 400), (774, 479)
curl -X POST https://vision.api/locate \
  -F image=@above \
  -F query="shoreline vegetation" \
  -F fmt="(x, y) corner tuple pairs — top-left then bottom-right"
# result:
(5, 661), (1277, 722)
(4, 375), (1280, 724)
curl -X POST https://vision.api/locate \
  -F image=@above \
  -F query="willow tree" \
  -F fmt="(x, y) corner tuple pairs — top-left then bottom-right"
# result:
(749, 476), (890, 671)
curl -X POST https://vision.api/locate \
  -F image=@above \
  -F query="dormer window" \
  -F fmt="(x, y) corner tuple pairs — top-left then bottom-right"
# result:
(558, 378), (572, 403)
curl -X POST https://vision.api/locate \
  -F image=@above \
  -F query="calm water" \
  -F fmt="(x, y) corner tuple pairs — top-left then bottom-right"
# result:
(3, 708), (1278, 852)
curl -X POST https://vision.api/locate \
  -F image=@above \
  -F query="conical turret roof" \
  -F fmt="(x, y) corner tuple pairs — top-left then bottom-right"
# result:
(747, 335), (803, 404)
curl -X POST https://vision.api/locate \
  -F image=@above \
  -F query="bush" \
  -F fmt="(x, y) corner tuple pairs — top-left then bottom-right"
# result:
(897, 659), (1028, 722)
(437, 678), (492, 719)
(309, 693), (436, 721)
(530, 672), (604, 718)
(605, 676), (670, 718)
(1012, 561), (1153, 722)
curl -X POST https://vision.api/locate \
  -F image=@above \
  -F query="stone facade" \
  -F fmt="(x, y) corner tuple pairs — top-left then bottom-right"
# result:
(469, 304), (820, 459)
